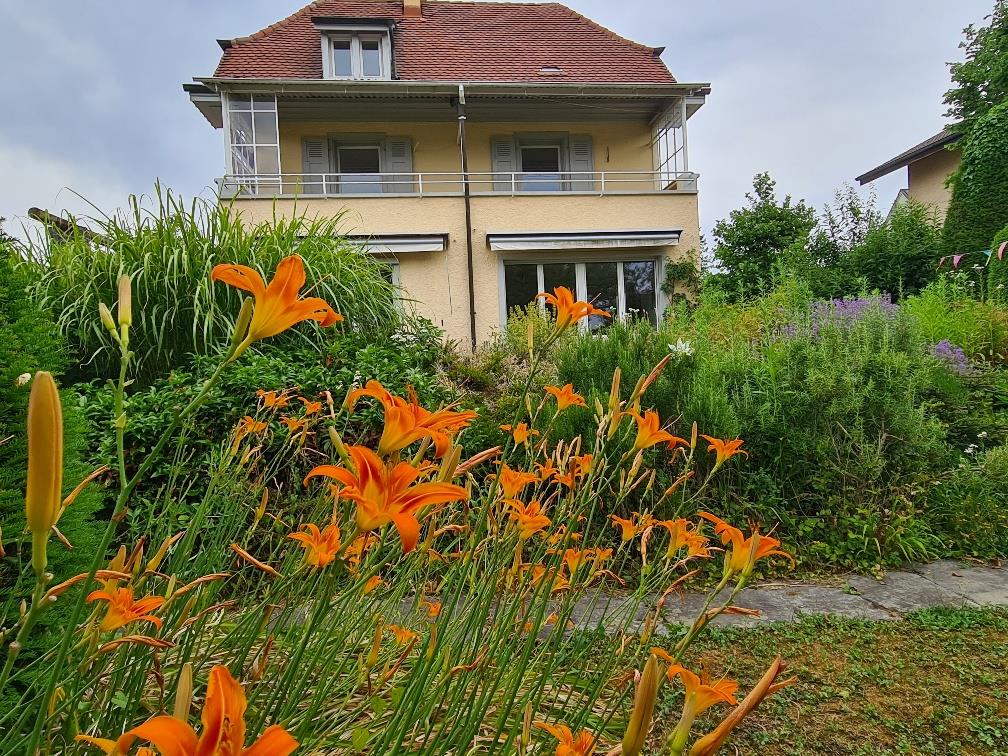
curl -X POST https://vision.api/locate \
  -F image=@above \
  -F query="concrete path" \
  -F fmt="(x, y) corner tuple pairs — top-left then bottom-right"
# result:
(570, 560), (1008, 630)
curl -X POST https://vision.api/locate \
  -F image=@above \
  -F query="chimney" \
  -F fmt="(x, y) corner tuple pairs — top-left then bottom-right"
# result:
(404, 0), (421, 18)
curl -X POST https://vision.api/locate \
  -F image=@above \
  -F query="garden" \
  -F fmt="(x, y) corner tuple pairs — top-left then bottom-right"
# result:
(2, 8), (1008, 754)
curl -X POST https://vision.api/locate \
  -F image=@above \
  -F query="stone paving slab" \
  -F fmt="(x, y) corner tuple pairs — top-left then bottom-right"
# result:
(565, 560), (1006, 632)
(909, 560), (1008, 606)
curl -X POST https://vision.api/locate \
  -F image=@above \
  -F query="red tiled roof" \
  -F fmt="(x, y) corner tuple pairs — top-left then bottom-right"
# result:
(213, 0), (676, 84)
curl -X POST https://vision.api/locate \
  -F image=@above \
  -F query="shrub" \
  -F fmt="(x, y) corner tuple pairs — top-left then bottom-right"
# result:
(27, 186), (402, 384)
(925, 444), (1008, 559)
(942, 101), (1008, 254)
(845, 199), (942, 297)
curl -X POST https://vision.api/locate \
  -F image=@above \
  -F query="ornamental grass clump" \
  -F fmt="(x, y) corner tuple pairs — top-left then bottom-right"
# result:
(0, 264), (794, 754)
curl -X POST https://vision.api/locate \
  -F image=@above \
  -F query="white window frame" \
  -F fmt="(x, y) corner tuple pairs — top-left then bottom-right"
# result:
(499, 256), (664, 330)
(221, 92), (280, 195)
(320, 27), (392, 80)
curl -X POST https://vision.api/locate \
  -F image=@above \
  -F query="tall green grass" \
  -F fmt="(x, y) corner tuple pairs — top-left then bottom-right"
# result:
(25, 186), (402, 383)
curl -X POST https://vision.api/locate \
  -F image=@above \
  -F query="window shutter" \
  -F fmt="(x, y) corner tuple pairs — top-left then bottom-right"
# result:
(567, 135), (594, 191)
(382, 137), (414, 193)
(301, 137), (330, 195)
(491, 137), (518, 192)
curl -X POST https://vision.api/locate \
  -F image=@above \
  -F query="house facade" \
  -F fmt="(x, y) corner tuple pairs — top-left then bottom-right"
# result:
(186, 0), (709, 345)
(856, 128), (961, 221)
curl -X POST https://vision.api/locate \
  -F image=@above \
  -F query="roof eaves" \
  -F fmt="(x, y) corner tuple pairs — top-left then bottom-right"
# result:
(856, 129), (961, 185)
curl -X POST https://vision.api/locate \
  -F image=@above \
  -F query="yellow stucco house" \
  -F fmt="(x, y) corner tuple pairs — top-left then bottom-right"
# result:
(856, 128), (961, 221)
(185, 0), (709, 345)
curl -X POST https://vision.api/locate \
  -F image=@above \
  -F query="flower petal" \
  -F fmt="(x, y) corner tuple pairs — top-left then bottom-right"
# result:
(210, 264), (266, 297)
(123, 716), (198, 756)
(242, 725), (299, 756)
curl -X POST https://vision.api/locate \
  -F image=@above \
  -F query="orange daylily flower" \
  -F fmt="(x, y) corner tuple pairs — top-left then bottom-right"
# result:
(535, 722), (596, 756)
(631, 410), (685, 451)
(562, 547), (611, 577)
(386, 624), (419, 645)
(700, 436), (748, 467)
(545, 384), (587, 411)
(699, 512), (793, 578)
(299, 396), (322, 415)
(659, 518), (710, 560)
(535, 458), (559, 480)
(255, 389), (289, 408)
(690, 657), (796, 756)
(504, 499), (551, 540)
(211, 254), (342, 355)
(556, 453), (592, 490)
(363, 575), (383, 594)
(495, 463), (539, 499)
(665, 664), (740, 754)
(305, 445), (468, 553)
(609, 512), (655, 542)
(420, 598), (442, 618)
(537, 285), (610, 331)
(348, 380), (476, 457)
(77, 664), (296, 756)
(233, 416), (267, 446)
(280, 416), (308, 434)
(288, 523), (341, 568)
(500, 422), (539, 446)
(86, 587), (165, 633)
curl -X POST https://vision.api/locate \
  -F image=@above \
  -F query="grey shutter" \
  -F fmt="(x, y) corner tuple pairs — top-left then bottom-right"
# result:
(491, 137), (517, 192)
(567, 135), (594, 191)
(301, 137), (330, 195)
(382, 137), (414, 193)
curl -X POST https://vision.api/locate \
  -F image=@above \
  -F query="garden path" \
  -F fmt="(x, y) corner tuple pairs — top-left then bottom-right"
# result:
(570, 560), (1008, 631)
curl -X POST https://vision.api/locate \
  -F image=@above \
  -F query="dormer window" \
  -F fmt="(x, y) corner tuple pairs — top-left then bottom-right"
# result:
(320, 28), (391, 80)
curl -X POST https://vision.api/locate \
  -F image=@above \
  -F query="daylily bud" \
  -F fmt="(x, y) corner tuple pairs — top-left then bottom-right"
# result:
(25, 371), (63, 576)
(173, 663), (193, 720)
(117, 274), (132, 327)
(98, 302), (116, 333)
(622, 653), (662, 756)
(366, 621), (383, 669)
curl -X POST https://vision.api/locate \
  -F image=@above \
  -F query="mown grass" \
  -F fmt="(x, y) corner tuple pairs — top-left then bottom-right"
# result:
(649, 607), (1008, 755)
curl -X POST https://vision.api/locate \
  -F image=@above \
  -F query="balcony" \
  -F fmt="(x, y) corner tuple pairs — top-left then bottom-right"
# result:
(217, 170), (699, 199)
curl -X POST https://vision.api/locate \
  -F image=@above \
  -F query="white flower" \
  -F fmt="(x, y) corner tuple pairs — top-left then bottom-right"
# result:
(668, 338), (693, 356)
(16, 373), (31, 386)
(978, 431), (988, 438)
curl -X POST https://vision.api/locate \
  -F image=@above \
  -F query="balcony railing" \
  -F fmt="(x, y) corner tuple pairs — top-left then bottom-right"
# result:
(217, 170), (699, 198)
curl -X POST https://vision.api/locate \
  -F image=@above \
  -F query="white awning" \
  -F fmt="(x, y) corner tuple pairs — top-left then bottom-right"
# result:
(347, 233), (448, 254)
(487, 229), (681, 252)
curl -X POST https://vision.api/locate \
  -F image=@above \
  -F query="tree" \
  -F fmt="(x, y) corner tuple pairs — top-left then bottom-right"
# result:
(708, 173), (817, 301)
(944, 0), (1008, 136)
(941, 101), (1008, 254)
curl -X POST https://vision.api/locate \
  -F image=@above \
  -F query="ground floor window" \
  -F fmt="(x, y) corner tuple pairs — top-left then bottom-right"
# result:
(503, 259), (658, 329)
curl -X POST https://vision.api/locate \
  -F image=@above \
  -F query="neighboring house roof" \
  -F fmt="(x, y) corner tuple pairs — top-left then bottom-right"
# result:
(856, 128), (961, 185)
(213, 0), (676, 84)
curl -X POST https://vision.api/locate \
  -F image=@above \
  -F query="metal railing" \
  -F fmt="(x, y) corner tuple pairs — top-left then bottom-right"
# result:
(217, 170), (699, 198)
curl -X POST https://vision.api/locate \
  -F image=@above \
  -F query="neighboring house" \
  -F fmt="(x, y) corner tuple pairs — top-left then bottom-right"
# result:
(185, 0), (709, 345)
(856, 128), (961, 221)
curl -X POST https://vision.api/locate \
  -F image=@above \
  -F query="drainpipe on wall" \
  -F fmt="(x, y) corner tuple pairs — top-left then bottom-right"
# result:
(456, 83), (478, 348)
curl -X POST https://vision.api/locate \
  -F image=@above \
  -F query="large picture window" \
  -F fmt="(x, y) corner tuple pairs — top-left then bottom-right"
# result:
(503, 259), (658, 329)
(225, 94), (280, 195)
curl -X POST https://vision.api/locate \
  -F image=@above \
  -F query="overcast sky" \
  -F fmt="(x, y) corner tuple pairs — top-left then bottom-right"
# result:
(0, 0), (993, 242)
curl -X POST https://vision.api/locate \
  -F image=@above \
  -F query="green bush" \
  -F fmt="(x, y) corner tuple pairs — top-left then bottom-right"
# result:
(27, 186), (402, 384)
(846, 200), (942, 297)
(0, 243), (106, 701)
(942, 101), (1008, 254)
(925, 444), (1008, 559)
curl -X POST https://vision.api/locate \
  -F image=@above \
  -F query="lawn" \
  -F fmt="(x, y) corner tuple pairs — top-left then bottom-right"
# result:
(651, 607), (1008, 755)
